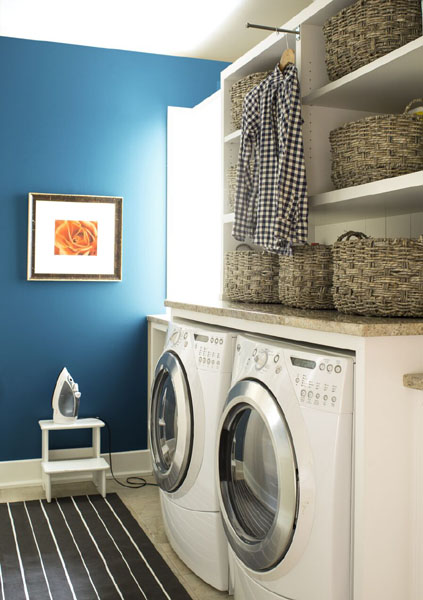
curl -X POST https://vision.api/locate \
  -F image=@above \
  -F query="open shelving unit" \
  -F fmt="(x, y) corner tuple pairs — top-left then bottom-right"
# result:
(221, 0), (423, 271)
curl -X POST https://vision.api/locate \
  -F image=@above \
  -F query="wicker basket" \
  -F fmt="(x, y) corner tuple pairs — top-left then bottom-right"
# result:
(279, 244), (334, 310)
(332, 231), (423, 317)
(330, 99), (423, 189)
(230, 71), (271, 131)
(224, 247), (279, 303)
(323, 0), (422, 82)
(227, 164), (238, 212)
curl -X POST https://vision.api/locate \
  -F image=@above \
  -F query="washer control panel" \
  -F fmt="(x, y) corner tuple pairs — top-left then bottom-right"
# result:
(166, 323), (234, 372)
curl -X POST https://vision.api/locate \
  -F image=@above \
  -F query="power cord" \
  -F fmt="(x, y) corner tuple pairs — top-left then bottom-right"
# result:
(97, 417), (158, 489)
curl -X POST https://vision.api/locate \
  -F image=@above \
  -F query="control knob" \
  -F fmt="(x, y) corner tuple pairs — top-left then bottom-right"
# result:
(254, 349), (268, 369)
(170, 330), (181, 345)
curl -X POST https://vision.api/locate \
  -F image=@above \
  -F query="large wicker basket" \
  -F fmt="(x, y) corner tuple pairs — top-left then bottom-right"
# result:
(279, 244), (334, 310)
(330, 99), (423, 189)
(227, 164), (238, 212)
(332, 231), (423, 317)
(323, 0), (422, 82)
(230, 71), (271, 131)
(224, 248), (279, 303)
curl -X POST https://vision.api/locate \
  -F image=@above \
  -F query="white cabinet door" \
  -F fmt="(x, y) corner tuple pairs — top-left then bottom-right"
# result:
(167, 92), (222, 301)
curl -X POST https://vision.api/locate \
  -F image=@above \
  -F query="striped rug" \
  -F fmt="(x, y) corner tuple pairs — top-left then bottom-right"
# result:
(0, 493), (193, 600)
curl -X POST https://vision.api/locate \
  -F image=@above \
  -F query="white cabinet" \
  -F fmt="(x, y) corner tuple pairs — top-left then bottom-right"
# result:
(221, 0), (423, 273)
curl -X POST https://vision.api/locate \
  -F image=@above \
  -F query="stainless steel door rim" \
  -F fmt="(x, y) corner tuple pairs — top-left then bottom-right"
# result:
(150, 351), (193, 492)
(218, 378), (298, 571)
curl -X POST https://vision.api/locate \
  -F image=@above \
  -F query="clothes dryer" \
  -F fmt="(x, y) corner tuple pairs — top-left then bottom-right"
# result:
(216, 334), (354, 600)
(149, 321), (236, 591)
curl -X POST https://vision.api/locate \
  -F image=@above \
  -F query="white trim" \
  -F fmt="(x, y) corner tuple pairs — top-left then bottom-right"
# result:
(0, 449), (152, 489)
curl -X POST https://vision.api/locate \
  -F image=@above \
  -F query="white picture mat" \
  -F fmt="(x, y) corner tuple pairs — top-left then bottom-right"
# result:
(34, 200), (116, 275)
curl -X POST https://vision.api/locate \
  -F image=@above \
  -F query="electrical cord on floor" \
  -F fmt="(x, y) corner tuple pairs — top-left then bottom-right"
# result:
(97, 417), (158, 489)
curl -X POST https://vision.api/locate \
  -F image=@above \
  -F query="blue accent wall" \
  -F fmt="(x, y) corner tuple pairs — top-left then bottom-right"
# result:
(0, 36), (228, 461)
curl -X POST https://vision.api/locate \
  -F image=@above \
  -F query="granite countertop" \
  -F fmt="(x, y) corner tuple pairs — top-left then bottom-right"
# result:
(165, 299), (423, 337)
(147, 314), (170, 326)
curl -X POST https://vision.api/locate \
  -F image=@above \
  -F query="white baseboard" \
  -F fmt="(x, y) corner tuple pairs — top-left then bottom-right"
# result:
(0, 448), (152, 489)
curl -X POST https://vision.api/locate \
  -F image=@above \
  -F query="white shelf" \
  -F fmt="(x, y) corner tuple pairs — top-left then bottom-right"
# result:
(302, 37), (423, 113)
(225, 130), (241, 143)
(41, 457), (109, 474)
(309, 171), (423, 225)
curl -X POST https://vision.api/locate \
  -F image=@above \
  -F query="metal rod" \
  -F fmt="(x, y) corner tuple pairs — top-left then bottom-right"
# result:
(246, 22), (299, 36)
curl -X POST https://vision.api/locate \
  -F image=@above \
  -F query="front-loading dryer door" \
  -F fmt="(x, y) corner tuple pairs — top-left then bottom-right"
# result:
(218, 379), (298, 572)
(150, 351), (193, 493)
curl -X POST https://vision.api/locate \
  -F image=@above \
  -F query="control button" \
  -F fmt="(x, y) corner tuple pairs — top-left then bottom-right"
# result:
(207, 359), (210, 364)
(301, 389), (306, 397)
(327, 364), (333, 373)
(331, 396), (337, 403)
(212, 360), (215, 365)
(319, 363), (325, 371)
(219, 338), (223, 344)
(335, 365), (342, 373)
(315, 393), (320, 399)
(254, 349), (268, 369)
(252, 349), (257, 357)
(308, 391), (313, 398)
(199, 357), (202, 363)
(211, 337), (214, 343)
(275, 366), (282, 374)
(274, 354), (280, 363)
(217, 360), (220, 366)
(295, 377), (300, 384)
(237, 344), (241, 352)
(323, 394), (328, 401)
(184, 332), (188, 339)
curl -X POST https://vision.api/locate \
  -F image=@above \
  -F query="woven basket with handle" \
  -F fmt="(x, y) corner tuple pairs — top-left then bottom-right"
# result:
(330, 99), (423, 189)
(323, 0), (422, 82)
(230, 71), (271, 131)
(332, 231), (423, 317)
(224, 246), (279, 303)
(279, 244), (334, 310)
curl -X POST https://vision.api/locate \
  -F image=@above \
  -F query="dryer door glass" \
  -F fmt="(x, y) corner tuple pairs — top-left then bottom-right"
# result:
(150, 351), (193, 493)
(218, 379), (298, 571)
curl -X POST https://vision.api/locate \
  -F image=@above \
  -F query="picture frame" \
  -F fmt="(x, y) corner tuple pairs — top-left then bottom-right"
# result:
(27, 193), (122, 281)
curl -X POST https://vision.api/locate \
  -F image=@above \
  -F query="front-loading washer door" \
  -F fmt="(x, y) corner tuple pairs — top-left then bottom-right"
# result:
(150, 351), (193, 493)
(218, 379), (298, 572)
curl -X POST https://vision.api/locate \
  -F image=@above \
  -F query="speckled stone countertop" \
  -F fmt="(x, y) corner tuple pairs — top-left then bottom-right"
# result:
(403, 373), (423, 390)
(165, 299), (423, 337)
(147, 314), (170, 326)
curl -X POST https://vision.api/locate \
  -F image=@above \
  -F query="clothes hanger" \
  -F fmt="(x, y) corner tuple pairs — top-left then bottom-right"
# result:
(279, 47), (295, 71)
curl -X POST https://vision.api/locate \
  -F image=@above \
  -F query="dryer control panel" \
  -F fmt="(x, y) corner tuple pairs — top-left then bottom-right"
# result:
(234, 338), (354, 414)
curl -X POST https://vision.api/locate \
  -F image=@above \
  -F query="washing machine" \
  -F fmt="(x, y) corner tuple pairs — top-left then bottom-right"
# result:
(149, 320), (237, 591)
(216, 334), (354, 600)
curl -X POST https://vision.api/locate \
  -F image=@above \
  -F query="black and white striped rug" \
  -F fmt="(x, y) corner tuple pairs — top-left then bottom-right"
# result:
(0, 493), (193, 600)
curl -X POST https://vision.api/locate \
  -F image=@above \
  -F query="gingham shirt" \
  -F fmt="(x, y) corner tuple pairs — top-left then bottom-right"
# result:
(232, 63), (308, 253)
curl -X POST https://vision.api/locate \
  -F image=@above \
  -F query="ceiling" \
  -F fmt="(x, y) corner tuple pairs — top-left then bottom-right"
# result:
(0, 0), (313, 62)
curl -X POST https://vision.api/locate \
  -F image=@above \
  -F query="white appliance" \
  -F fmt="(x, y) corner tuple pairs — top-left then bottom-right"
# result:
(216, 334), (354, 600)
(52, 367), (81, 424)
(149, 320), (237, 591)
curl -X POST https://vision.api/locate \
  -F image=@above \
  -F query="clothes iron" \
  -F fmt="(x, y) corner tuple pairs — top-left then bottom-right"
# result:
(52, 367), (81, 424)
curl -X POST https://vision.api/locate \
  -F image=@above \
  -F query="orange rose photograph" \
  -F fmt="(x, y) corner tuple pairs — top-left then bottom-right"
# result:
(54, 220), (98, 256)
(27, 193), (122, 281)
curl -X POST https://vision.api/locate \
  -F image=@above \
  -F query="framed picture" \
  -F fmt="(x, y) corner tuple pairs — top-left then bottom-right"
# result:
(27, 193), (122, 281)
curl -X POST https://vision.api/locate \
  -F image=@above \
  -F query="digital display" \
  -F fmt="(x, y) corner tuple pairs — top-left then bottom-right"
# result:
(195, 334), (209, 342)
(290, 357), (316, 370)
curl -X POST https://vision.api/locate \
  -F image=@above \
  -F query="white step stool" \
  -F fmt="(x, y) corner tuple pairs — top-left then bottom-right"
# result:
(39, 418), (109, 502)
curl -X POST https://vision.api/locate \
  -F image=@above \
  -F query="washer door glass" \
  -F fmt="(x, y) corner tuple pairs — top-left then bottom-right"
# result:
(150, 351), (193, 492)
(218, 379), (298, 571)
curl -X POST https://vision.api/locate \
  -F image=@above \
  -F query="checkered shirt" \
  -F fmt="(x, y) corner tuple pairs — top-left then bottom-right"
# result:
(232, 63), (308, 254)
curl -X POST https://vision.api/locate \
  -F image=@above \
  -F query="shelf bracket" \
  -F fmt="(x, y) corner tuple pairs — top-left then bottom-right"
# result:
(246, 22), (300, 40)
